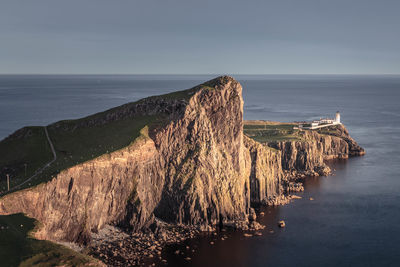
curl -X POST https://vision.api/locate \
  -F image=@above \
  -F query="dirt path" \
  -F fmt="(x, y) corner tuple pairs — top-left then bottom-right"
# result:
(7, 126), (57, 192)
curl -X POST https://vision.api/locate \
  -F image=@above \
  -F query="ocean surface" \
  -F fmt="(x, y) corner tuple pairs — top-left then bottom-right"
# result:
(1, 74), (400, 267)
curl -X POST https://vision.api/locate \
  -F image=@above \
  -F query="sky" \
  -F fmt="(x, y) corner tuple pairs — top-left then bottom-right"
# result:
(0, 0), (399, 74)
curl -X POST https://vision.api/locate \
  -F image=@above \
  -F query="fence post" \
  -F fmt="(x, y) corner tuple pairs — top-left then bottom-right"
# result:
(6, 174), (10, 191)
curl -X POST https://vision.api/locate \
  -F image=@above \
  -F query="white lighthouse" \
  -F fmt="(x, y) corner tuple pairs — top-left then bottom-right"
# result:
(335, 111), (341, 123)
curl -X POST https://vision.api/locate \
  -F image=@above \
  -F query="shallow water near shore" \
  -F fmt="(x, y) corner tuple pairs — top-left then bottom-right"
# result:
(1, 74), (400, 266)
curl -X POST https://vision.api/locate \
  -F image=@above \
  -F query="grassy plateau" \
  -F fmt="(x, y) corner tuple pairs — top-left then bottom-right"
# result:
(244, 120), (305, 143)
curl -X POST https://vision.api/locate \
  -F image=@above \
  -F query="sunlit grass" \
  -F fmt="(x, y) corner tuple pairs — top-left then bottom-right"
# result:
(244, 121), (304, 143)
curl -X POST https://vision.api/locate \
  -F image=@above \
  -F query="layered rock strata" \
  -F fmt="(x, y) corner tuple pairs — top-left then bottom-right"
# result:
(0, 76), (364, 246)
(267, 127), (365, 177)
(0, 77), (250, 244)
(244, 136), (284, 205)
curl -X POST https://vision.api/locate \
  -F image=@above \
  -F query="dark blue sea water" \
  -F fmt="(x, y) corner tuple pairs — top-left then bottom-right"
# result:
(1, 75), (400, 267)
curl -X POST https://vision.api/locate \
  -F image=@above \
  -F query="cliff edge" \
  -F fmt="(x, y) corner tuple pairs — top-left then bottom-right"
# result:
(0, 76), (365, 248)
(0, 76), (251, 244)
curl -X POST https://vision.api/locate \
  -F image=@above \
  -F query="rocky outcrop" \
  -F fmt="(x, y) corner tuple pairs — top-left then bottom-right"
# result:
(267, 126), (364, 178)
(151, 77), (251, 227)
(0, 76), (365, 247)
(0, 76), (251, 243)
(244, 136), (284, 205)
(316, 124), (365, 156)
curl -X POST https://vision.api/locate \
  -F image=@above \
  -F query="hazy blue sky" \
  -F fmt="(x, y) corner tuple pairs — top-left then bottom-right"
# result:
(1, 0), (399, 74)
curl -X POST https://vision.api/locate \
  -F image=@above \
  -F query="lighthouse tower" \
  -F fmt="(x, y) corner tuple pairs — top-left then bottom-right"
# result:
(335, 111), (341, 123)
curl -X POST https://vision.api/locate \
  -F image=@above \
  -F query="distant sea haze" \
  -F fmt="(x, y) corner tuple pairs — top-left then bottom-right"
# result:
(1, 74), (400, 266)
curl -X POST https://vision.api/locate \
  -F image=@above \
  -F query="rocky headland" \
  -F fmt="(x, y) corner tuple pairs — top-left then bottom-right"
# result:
(0, 76), (364, 266)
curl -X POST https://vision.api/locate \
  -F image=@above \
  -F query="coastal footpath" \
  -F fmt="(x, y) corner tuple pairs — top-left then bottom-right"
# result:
(0, 76), (364, 266)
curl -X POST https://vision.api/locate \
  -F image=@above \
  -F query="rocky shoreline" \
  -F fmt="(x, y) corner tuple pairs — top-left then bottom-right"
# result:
(89, 172), (332, 266)
(86, 192), (306, 266)
(88, 222), (200, 266)
(87, 216), (267, 266)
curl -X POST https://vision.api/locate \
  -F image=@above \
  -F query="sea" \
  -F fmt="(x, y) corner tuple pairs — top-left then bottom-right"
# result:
(1, 74), (399, 267)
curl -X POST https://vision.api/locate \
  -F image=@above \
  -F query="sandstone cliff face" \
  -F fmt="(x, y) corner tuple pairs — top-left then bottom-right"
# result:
(316, 124), (365, 156)
(0, 129), (161, 243)
(0, 76), (251, 243)
(0, 76), (365, 245)
(267, 126), (364, 177)
(244, 136), (284, 205)
(152, 79), (251, 226)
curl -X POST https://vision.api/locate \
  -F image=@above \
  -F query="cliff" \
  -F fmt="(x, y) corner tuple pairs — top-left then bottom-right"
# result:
(268, 125), (365, 177)
(244, 136), (285, 205)
(0, 76), (365, 248)
(244, 121), (365, 179)
(0, 76), (251, 244)
(316, 124), (366, 157)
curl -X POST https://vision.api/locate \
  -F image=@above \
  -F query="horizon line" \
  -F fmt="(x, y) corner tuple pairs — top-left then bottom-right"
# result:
(1, 73), (400, 76)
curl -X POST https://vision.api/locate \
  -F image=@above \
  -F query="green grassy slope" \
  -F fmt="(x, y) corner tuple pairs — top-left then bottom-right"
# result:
(0, 214), (101, 267)
(244, 121), (304, 143)
(0, 114), (164, 195)
(0, 127), (54, 192)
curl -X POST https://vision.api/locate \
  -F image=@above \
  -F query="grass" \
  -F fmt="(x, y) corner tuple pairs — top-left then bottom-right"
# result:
(0, 127), (54, 192)
(45, 114), (163, 181)
(145, 86), (198, 101)
(315, 124), (341, 135)
(0, 214), (100, 267)
(244, 121), (304, 143)
(0, 115), (163, 195)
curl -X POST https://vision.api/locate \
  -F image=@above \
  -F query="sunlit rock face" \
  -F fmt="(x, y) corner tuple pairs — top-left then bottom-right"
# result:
(0, 76), (251, 242)
(149, 76), (251, 227)
(244, 136), (284, 205)
(268, 127), (365, 177)
(0, 76), (365, 244)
